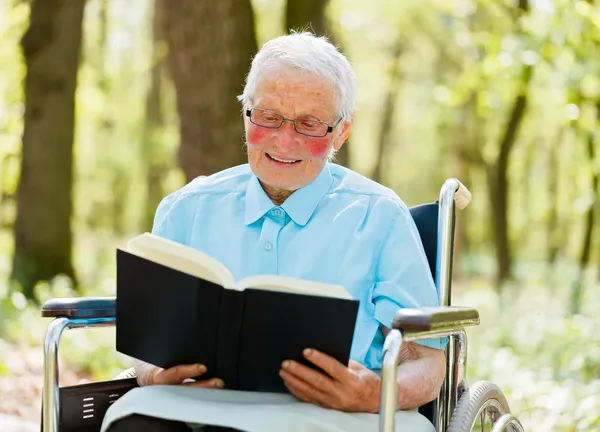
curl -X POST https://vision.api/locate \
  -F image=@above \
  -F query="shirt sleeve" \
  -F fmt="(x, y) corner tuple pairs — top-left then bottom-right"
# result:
(151, 191), (189, 244)
(372, 200), (446, 350)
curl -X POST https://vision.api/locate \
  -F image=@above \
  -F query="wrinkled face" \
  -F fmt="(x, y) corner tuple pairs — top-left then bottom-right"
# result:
(244, 66), (352, 192)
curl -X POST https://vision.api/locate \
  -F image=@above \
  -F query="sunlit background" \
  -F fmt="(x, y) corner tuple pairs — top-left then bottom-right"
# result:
(1, 0), (600, 430)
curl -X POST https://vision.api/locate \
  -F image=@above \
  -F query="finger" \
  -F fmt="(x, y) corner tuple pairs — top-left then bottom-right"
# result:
(154, 364), (207, 385)
(283, 379), (314, 404)
(302, 349), (349, 381)
(280, 369), (331, 405)
(281, 360), (337, 393)
(348, 360), (364, 371)
(285, 383), (318, 405)
(185, 378), (225, 389)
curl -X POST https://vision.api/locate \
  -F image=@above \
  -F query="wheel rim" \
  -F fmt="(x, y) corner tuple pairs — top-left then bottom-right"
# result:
(490, 414), (525, 432)
(470, 398), (508, 432)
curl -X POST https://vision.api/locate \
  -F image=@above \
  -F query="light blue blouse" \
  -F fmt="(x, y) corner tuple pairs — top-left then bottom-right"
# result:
(151, 163), (443, 370)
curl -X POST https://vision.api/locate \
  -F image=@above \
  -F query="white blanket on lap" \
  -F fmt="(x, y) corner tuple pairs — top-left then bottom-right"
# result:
(100, 385), (435, 432)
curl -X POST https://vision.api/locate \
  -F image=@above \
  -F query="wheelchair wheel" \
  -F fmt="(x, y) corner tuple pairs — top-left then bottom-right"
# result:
(448, 381), (524, 432)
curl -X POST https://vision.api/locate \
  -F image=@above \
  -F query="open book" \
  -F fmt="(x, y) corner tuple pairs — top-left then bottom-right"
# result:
(125, 233), (352, 299)
(116, 233), (359, 393)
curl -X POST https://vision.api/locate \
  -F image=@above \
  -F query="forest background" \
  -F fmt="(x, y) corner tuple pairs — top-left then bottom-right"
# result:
(1, 0), (600, 431)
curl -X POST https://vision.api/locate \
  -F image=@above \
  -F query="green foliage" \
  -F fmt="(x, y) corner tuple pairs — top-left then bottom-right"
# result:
(457, 274), (600, 431)
(1, 0), (600, 428)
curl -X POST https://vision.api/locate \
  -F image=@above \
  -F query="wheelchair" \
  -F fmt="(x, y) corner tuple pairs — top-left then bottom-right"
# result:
(39, 178), (525, 432)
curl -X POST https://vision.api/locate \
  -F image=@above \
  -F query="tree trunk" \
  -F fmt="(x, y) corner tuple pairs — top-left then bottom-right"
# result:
(372, 44), (403, 184)
(141, 0), (168, 231)
(159, 0), (257, 182)
(516, 137), (537, 250)
(98, 0), (108, 70)
(0, 154), (19, 229)
(450, 94), (476, 268)
(285, 0), (329, 35)
(11, 0), (85, 300)
(488, 65), (533, 289)
(284, 0), (350, 167)
(546, 128), (564, 266)
(571, 102), (600, 314)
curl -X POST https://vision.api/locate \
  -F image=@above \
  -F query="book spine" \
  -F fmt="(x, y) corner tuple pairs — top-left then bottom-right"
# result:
(214, 289), (245, 389)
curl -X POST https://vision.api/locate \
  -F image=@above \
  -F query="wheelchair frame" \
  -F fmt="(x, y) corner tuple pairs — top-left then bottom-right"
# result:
(381, 178), (476, 432)
(39, 178), (520, 432)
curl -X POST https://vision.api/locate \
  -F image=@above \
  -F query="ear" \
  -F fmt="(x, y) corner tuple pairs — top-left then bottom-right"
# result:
(242, 105), (251, 128)
(333, 115), (354, 151)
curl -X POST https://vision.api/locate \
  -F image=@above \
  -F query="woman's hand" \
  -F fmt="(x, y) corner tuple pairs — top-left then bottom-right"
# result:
(137, 361), (224, 389)
(279, 349), (381, 413)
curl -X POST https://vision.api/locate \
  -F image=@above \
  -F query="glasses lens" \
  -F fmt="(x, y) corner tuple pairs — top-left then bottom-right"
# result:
(251, 110), (283, 127)
(295, 119), (327, 137)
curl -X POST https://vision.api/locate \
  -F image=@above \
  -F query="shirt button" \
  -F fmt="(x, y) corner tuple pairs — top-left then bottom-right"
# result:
(274, 208), (282, 217)
(264, 242), (273, 251)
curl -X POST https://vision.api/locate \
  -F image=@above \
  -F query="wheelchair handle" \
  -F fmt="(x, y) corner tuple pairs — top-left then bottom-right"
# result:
(453, 180), (471, 210)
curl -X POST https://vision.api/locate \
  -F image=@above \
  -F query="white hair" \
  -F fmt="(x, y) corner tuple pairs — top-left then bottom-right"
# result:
(238, 32), (357, 122)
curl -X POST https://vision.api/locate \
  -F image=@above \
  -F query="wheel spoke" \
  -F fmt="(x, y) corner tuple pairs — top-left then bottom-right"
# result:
(480, 410), (485, 432)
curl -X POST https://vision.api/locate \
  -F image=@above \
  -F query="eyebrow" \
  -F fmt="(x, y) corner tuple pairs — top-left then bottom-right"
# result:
(254, 106), (329, 123)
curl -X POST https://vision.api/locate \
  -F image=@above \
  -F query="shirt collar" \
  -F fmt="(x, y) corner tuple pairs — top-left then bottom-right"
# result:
(244, 164), (333, 226)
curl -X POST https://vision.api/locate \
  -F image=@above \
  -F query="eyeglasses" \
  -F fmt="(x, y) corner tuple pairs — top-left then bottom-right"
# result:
(245, 108), (342, 138)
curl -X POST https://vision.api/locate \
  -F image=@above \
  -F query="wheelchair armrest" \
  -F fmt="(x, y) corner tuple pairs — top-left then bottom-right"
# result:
(41, 297), (116, 319)
(392, 306), (479, 333)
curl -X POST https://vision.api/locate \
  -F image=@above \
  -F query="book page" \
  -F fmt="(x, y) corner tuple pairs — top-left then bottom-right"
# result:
(235, 274), (352, 299)
(126, 233), (236, 287)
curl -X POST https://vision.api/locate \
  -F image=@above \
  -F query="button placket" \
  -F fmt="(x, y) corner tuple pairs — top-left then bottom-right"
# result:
(258, 217), (282, 273)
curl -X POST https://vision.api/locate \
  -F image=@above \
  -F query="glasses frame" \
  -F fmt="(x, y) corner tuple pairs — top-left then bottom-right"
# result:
(245, 108), (343, 138)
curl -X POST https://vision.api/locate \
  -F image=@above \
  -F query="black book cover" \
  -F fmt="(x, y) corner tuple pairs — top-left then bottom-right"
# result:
(116, 249), (359, 392)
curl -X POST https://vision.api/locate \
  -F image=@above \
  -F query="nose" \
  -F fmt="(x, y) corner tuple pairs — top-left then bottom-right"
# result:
(275, 120), (300, 151)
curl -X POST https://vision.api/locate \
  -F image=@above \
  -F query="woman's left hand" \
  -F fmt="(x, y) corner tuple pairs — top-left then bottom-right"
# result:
(279, 348), (381, 413)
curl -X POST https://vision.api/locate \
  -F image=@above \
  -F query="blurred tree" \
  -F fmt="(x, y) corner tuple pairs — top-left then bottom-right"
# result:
(372, 41), (403, 184)
(485, 1), (533, 290)
(487, 64), (533, 289)
(10, 0), (86, 300)
(558, 0), (600, 311)
(141, 0), (169, 231)
(96, 0), (126, 236)
(427, 10), (482, 263)
(546, 128), (564, 267)
(571, 100), (600, 314)
(0, 154), (19, 229)
(286, 0), (328, 35)
(285, 0), (349, 167)
(159, 0), (257, 181)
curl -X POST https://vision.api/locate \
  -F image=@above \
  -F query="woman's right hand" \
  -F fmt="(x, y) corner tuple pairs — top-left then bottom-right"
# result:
(137, 360), (224, 388)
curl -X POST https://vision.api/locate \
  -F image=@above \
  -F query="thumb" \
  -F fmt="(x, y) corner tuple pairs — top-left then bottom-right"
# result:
(155, 363), (207, 385)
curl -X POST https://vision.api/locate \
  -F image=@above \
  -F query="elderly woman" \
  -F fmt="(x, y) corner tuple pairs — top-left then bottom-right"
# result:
(101, 32), (445, 432)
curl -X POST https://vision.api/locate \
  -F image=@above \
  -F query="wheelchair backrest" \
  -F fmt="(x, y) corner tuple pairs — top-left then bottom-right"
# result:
(409, 201), (457, 424)
(409, 201), (455, 307)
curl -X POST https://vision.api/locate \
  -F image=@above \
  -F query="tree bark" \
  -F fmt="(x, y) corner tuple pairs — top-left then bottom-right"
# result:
(546, 128), (564, 266)
(11, 0), (86, 300)
(372, 44), (403, 184)
(571, 101), (600, 314)
(487, 65), (533, 289)
(159, 0), (257, 182)
(450, 94), (476, 265)
(141, 0), (168, 231)
(284, 0), (350, 167)
(98, 0), (108, 71)
(285, 0), (329, 36)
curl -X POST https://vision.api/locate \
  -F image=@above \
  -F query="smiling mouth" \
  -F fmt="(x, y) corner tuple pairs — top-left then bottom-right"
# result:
(266, 153), (301, 164)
